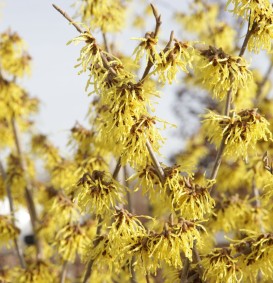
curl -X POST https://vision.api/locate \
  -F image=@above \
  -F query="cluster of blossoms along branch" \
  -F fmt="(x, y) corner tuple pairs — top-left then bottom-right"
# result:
(1, 0), (273, 282)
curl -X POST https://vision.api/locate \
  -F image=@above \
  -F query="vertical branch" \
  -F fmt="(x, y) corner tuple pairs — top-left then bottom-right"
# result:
(102, 32), (110, 53)
(11, 117), (42, 259)
(60, 260), (68, 283)
(146, 140), (164, 182)
(0, 160), (26, 268)
(82, 216), (103, 283)
(209, 16), (254, 181)
(113, 157), (122, 180)
(180, 257), (190, 282)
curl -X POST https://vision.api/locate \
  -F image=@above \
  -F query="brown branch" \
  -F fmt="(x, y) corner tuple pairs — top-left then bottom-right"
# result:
(52, 4), (83, 33)
(102, 32), (110, 53)
(82, 216), (103, 283)
(209, 16), (254, 181)
(11, 117), (43, 260)
(180, 256), (190, 283)
(146, 140), (165, 182)
(239, 20), (256, 57)
(112, 157), (122, 180)
(0, 160), (26, 268)
(140, 30), (174, 82)
(60, 260), (68, 283)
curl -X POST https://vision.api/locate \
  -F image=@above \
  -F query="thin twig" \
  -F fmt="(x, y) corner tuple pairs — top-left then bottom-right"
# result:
(192, 240), (203, 276)
(146, 140), (164, 182)
(53, 4), (117, 77)
(11, 117), (42, 260)
(113, 157), (122, 180)
(124, 166), (134, 213)
(239, 21), (256, 57)
(52, 4), (83, 33)
(252, 178), (265, 234)
(140, 30), (174, 82)
(210, 139), (225, 181)
(180, 257), (190, 283)
(60, 260), (68, 283)
(145, 274), (151, 283)
(139, 4), (162, 82)
(209, 16), (254, 181)
(0, 160), (26, 268)
(102, 32), (110, 53)
(82, 216), (103, 283)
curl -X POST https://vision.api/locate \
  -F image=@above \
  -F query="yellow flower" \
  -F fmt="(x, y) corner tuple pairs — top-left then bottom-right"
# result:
(128, 164), (162, 195)
(6, 153), (35, 205)
(75, 170), (124, 215)
(126, 219), (204, 274)
(210, 194), (269, 233)
(0, 215), (20, 248)
(171, 175), (215, 220)
(31, 134), (61, 170)
(12, 260), (57, 283)
(0, 118), (13, 149)
(51, 159), (78, 190)
(0, 30), (31, 77)
(0, 78), (39, 119)
(74, 0), (127, 33)
(132, 33), (161, 64)
(202, 248), (243, 283)
(194, 46), (252, 101)
(175, 3), (219, 35)
(154, 40), (194, 84)
(234, 232), (273, 281)
(227, 0), (273, 53)
(201, 22), (236, 53)
(54, 223), (91, 262)
(203, 109), (272, 158)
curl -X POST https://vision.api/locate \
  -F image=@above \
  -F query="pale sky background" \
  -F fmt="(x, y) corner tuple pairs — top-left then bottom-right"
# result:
(0, 0), (188, 163)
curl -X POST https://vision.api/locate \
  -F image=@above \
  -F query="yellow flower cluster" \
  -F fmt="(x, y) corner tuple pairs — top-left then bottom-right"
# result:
(203, 109), (272, 158)
(70, 28), (165, 169)
(12, 260), (57, 283)
(194, 46), (253, 100)
(227, 0), (273, 53)
(54, 223), (91, 262)
(31, 134), (61, 170)
(74, 0), (128, 33)
(75, 170), (124, 215)
(210, 195), (269, 233)
(163, 166), (215, 220)
(234, 232), (273, 281)
(86, 209), (147, 271)
(126, 219), (204, 274)
(202, 248), (242, 283)
(0, 78), (39, 120)
(154, 40), (194, 84)
(0, 30), (31, 77)
(0, 215), (20, 248)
